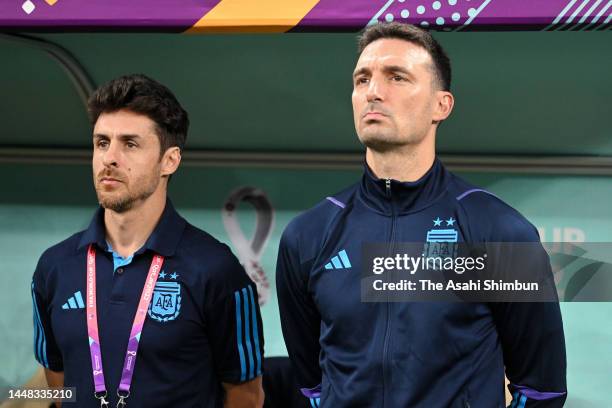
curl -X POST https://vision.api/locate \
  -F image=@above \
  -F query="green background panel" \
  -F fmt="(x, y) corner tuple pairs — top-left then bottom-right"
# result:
(0, 32), (610, 154)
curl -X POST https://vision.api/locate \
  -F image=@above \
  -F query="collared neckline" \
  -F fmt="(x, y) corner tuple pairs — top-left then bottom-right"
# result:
(358, 157), (451, 215)
(77, 198), (186, 257)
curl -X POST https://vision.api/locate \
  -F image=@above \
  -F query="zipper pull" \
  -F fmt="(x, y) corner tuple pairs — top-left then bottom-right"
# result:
(385, 178), (391, 196)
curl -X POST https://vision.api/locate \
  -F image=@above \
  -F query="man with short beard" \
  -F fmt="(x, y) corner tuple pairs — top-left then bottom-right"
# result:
(31, 74), (264, 407)
(276, 23), (567, 407)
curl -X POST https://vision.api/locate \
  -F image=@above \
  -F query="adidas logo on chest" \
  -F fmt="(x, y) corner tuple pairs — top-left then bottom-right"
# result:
(324, 249), (352, 270)
(62, 291), (84, 309)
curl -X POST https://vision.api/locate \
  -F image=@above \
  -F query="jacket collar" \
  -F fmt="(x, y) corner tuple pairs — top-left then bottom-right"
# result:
(359, 157), (450, 215)
(77, 198), (186, 257)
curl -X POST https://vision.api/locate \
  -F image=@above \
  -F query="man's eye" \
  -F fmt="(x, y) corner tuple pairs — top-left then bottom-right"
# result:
(126, 142), (137, 149)
(391, 75), (405, 82)
(355, 77), (369, 85)
(96, 140), (109, 148)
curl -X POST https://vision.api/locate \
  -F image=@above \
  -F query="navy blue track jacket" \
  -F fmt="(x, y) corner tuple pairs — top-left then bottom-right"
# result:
(276, 158), (567, 408)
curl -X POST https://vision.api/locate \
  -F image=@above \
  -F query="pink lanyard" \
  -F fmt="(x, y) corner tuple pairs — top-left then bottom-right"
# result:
(86, 244), (164, 408)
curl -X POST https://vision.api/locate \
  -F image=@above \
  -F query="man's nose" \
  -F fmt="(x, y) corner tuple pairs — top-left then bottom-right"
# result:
(366, 77), (383, 103)
(102, 141), (119, 167)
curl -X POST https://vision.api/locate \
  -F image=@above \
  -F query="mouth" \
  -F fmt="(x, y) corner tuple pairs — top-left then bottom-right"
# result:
(99, 177), (122, 187)
(363, 111), (387, 119)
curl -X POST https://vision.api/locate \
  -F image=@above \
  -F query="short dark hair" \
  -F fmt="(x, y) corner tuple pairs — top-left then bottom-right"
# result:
(87, 74), (189, 156)
(357, 23), (451, 91)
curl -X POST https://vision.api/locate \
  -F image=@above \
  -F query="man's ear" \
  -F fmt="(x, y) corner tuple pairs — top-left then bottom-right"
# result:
(161, 147), (181, 178)
(432, 90), (454, 123)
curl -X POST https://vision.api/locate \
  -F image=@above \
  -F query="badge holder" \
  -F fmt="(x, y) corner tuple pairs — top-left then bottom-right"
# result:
(95, 391), (109, 407)
(117, 390), (130, 408)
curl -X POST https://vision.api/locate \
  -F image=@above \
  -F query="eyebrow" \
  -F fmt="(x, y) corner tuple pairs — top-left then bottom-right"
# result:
(353, 67), (370, 79)
(353, 65), (414, 79)
(93, 133), (142, 140)
(382, 65), (413, 76)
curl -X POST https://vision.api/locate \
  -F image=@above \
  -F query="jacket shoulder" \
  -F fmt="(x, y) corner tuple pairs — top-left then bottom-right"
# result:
(37, 231), (86, 267)
(281, 183), (358, 257)
(179, 222), (245, 275)
(448, 174), (540, 242)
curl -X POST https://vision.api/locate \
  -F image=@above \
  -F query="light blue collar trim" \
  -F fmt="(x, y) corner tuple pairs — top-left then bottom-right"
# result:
(106, 241), (134, 272)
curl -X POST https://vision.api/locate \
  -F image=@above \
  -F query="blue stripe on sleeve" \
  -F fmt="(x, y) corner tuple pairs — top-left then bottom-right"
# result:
(31, 282), (42, 365)
(309, 398), (316, 408)
(242, 287), (255, 380)
(234, 291), (247, 382)
(247, 285), (262, 376)
(31, 282), (48, 368)
(35, 301), (48, 367)
(510, 391), (520, 408)
(32, 307), (41, 364)
(518, 394), (527, 408)
(316, 397), (320, 407)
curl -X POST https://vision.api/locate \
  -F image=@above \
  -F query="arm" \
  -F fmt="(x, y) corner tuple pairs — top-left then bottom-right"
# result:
(490, 242), (567, 407)
(223, 377), (264, 408)
(31, 254), (65, 407)
(492, 301), (567, 407)
(204, 247), (265, 406)
(31, 259), (64, 368)
(44, 368), (65, 408)
(458, 192), (568, 407)
(44, 368), (64, 388)
(275, 225), (322, 406)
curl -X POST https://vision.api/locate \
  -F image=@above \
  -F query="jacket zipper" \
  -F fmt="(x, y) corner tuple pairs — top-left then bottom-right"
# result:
(382, 178), (396, 408)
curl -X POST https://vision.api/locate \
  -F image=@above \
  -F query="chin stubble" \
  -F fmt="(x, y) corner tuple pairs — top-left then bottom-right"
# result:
(96, 178), (159, 213)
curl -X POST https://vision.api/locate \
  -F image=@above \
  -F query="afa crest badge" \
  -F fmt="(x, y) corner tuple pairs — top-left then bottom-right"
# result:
(424, 217), (458, 260)
(148, 281), (181, 322)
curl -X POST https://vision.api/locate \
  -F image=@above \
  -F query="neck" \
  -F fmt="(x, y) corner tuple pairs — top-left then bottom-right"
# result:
(366, 135), (436, 182)
(104, 190), (166, 258)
